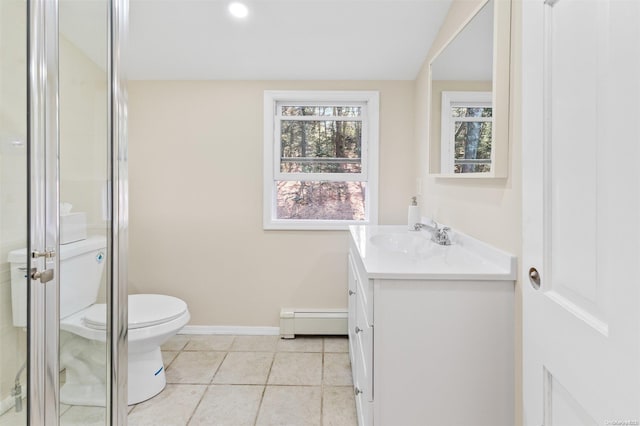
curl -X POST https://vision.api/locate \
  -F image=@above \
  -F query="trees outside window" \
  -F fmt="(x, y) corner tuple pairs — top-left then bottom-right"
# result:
(264, 91), (379, 230)
(440, 91), (493, 174)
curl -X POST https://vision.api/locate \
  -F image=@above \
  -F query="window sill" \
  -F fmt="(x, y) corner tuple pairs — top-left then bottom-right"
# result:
(263, 220), (374, 231)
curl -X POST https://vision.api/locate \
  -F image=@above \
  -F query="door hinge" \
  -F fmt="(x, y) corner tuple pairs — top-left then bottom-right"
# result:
(32, 249), (55, 259)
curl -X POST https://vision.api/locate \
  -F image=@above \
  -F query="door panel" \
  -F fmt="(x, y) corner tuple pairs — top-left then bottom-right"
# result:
(546, 0), (605, 326)
(545, 370), (598, 426)
(523, 0), (640, 424)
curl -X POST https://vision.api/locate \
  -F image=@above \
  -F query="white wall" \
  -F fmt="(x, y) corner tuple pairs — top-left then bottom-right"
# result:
(127, 80), (415, 327)
(0, 0), (27, 408)
(59, 35), (109, 235)
(414, 0), (522, 423)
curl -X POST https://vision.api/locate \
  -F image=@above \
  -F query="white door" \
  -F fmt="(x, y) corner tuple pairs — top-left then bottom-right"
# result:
(522, 0), (640, 425)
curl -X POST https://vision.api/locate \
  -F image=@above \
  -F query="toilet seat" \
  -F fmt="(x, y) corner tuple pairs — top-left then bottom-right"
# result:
(83, 294), (187, 330)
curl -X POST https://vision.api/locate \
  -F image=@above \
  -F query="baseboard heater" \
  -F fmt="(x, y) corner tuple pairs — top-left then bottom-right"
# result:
(279, 308), (348, 339)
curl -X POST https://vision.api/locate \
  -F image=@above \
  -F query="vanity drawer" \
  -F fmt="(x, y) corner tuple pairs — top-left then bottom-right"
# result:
(347, 254), (358, 370)
(350, 248), (373, 327)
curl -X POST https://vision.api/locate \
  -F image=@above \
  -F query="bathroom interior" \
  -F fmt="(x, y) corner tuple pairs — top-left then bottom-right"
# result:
(1, 0), (639, 425)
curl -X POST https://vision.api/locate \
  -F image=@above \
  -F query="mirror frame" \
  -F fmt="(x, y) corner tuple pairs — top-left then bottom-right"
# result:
(427, 0), (512, 178)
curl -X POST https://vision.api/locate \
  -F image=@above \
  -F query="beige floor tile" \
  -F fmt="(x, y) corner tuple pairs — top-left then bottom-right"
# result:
(268, 352), (322, 385)
(213, 352), (273, 385)
(184, 334), (235, 351)
(277, 336), (323, 352)
(324, 337), (349, 353)
(230, 335), (279, 352)
(166, 351), (225, 384)
(323, 353), (353, 386)
(189, 385), (263, 426)
(161, 334), (190, 351)
(19, 334), (355, 426)
(322, 386), (358, 426)
(60, 406), (106, 426)
(127, 384), (205, 426)
(161, 350), (179, 367)
(256, 386), (321, 426)
(0, 407), (27, 426)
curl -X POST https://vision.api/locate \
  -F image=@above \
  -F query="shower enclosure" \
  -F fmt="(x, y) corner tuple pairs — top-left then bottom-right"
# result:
(0, 0), (128, 424)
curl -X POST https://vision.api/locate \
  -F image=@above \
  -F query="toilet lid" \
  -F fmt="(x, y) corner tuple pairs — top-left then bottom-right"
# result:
(83, 294), (188, 330)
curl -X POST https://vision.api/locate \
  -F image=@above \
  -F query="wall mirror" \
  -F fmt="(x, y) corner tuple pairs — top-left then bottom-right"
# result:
(428, 0), (511, 177)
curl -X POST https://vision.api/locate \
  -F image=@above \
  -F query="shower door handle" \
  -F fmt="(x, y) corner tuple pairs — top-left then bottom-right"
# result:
(30, 267), (54, 284)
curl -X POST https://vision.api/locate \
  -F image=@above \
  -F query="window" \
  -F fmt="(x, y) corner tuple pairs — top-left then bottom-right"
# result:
(440, 91), (493, 174)
(263, 91), (379, 230)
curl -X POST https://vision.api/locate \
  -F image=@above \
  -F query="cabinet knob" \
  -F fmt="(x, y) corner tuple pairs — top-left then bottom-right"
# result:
(355, 326), (362, 334)
(354, 386), (362, 395)
(348, 290), (355, 296)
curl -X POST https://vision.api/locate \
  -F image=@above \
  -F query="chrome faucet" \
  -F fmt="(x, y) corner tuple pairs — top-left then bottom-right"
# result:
(414, 221), (452, 245)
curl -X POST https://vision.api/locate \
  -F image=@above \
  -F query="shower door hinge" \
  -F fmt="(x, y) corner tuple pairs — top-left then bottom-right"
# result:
(32, 249), (55, 259)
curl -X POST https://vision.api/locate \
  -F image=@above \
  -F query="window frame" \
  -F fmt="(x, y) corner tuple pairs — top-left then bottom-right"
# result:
(440, 91), (493, 174)
(263, 90), (379, 230)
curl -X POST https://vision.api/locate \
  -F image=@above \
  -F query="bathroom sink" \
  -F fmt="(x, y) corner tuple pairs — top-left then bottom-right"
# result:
(369, 232), (428, 253)
(350, 225), (517, 280)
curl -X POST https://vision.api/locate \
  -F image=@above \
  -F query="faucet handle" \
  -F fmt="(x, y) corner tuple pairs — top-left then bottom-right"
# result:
(436, 226), (452, 245)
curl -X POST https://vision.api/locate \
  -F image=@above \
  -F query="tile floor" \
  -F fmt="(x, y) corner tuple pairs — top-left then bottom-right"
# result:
(0, 335), (357, 426)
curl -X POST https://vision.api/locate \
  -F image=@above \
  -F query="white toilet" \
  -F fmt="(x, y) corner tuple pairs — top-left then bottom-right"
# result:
(8, 235), (190, 406)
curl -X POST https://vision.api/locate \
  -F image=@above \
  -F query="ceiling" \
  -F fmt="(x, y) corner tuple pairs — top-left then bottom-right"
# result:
(123, 0), (453, 81)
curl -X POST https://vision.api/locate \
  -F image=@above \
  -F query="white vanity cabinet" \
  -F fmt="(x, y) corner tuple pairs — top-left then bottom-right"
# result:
(348, 226), (516, 426)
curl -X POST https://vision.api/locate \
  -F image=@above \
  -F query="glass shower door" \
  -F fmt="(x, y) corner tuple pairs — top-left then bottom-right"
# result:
(0, 0), (127, 423)
(58, 0), (111, 421)
(0, 0), (28, 424)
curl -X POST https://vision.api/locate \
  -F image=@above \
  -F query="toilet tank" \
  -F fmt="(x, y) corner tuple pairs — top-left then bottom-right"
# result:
(8, 236), (107, 327)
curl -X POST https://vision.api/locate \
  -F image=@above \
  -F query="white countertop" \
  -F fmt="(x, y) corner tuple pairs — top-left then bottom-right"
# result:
(349, 225), (516, 281)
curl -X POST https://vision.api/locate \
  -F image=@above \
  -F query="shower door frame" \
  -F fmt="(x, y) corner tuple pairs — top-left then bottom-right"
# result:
(26, 0), (129, 423)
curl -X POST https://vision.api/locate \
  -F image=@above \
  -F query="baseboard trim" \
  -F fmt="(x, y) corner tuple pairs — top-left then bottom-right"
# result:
(0, 392), (25, 416)
(178, 325), (280, 336)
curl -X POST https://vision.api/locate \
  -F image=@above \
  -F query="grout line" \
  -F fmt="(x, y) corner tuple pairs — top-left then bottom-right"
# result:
(253, 385), (267, 426)
(185, 384), (209, 426)
(253, 351), (276, 426)
(209, 351), (229, 385)
(320, 348), (325, 426)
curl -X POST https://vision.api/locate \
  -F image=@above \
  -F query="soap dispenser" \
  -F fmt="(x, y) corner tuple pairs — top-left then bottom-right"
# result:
(408, 196), (420, 230)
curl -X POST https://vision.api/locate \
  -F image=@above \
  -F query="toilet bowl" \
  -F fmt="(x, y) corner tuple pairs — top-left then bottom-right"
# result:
(60, 294), (190, 406)
(8, 236), (190, 406)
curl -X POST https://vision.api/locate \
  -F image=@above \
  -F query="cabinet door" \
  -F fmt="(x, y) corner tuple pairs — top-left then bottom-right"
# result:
(347, 254), (358, 373)
(356, 290), (373, 403)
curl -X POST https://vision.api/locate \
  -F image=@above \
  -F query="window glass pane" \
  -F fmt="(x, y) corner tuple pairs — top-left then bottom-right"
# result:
(451, 106), (492, 118)
(453, 121), (492, 173)
(281, 106), (361, 117)
(280, 120), (362, 173)
(276, 181), (366, 221)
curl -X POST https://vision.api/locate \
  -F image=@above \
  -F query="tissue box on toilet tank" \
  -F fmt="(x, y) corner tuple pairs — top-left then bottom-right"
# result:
(60, 212), (87, 244)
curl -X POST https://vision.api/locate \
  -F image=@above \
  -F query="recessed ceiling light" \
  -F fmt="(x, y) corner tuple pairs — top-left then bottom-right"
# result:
(228, 2), (249, 19)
